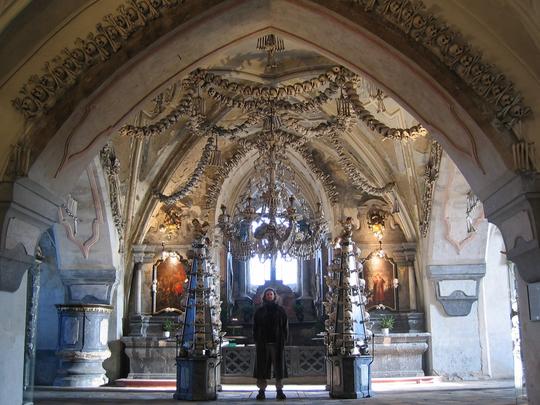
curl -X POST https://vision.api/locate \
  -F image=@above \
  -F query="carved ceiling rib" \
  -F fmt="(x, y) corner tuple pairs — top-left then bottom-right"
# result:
(119, 66), (412, 204)
(420, 140), (443, 237)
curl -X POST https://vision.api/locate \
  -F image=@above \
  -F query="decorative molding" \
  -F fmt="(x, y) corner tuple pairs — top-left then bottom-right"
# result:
(56, 304), (113, 314)
(155, 136), (215, 204)
(10, 0), (531, 135)
(346, 0), (531, 130)
(59, 269), (117, 305)
(441, 166), (484, 253)
(2, 143), (31, 181)
(293, 143), (339, 204)
(100, 143), (125, 241)
(427, 264), (485, 317)
(58, 167), (104, 258)
(11, 0), (186, 120)
(420, 141), (442, 237)
(205, 141), (254, 210)
(512, 141), (537, 173)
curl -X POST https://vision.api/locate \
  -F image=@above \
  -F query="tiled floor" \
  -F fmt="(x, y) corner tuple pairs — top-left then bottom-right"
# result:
(33, 380), (527, 405)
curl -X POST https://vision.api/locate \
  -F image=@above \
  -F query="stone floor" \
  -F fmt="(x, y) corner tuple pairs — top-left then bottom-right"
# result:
(33, 380), (528, 405)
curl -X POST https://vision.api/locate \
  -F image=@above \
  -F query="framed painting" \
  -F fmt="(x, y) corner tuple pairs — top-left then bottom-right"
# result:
(362, 255), (398, 311)
(152, 256), (188, 314)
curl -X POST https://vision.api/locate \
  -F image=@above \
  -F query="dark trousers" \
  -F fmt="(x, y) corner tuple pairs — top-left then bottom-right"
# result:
(256, 343), (284, 390)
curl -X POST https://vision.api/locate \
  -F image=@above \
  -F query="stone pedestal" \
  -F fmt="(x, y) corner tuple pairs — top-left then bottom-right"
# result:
(174, 356), (218, 401)
(371, 333), (430, 377)
(121, 336), (177, 379)
(54, 304), (112, 387)
(327, 355), (372, 399)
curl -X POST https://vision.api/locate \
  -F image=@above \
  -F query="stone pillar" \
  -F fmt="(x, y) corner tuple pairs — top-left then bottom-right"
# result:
(0, 178), (60, 405)
(131, 262), (143, 315)
(299, 259), (314, 299)
(54, 304), (113, 387)
(127, 246), (155, 336)
(297, 259), (315, 321)
(23, 261), (41, 405)
(482, 174), (540, 403)
(408, 264), (417, 311)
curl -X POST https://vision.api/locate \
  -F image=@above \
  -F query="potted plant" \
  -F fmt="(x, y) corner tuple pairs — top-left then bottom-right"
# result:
(380, 315), (395, 335)
(162, 319), (176, 338)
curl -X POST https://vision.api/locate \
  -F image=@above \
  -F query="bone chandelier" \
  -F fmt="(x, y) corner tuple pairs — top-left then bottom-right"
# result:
(120, 38), (428, 260)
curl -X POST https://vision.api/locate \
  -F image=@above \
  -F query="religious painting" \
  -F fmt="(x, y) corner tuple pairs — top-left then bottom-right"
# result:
(154, 257), (188, 314)
(363, 256), (398, 311)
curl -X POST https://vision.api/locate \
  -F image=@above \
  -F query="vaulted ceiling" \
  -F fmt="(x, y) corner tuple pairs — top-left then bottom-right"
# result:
(1, 0), (539, 249)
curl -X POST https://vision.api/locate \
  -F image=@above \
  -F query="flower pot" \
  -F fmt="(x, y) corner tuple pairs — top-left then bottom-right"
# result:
(381, 328), (389, 336)
(163, 331), (171, 338)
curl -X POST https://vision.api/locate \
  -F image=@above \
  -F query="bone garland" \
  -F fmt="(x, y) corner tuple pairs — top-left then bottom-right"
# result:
(327, 133), (395, 195)
(199, 81), (340, 115)
(205, 141), (255, 209)
(420, 140), (443, 237)
(12, 0), (183, 121)
(119, 91), (193, 138)
(345, 82), (428, 140)
(280, 114), (355, 142)
(346, 0), (531, 129)
(183, 66), (350, 99)
(192, 112), (263, 139)
(293, 143), (339, 204)
(156, 136), (215, 205)
(119, 68), (429, 141)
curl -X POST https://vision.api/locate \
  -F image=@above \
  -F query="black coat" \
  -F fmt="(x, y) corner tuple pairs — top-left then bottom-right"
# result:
(252, 301), (289, 379)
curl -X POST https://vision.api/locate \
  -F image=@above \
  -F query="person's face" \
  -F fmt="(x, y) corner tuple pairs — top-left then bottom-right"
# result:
(264, 290), (275, 301)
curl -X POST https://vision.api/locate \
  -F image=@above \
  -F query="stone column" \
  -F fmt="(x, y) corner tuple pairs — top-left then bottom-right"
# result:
(54, 304), (113, 387)
(298, 259), (315, 321)
(127, 246), (154, 336)
(408, 264), (417, 311)
(131, 262), (144, 315)
(299, 259), (314, 299)
(0, 178), (60, 405)
(23, 261), (41, 405)
(481, 174), (540, 403)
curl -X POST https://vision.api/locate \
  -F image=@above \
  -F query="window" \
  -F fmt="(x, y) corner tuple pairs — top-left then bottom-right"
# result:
(248, 253), (298, 291)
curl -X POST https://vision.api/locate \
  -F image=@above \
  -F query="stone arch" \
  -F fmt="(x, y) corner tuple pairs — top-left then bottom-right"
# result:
(23, 0), (516, 198)
(1, 0), (540, 402)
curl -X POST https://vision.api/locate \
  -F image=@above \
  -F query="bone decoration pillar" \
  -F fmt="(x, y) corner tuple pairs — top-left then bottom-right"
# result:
(175, 221), (221, 401)
(325, 218), (372, 399)
(54, 304), (113, 387)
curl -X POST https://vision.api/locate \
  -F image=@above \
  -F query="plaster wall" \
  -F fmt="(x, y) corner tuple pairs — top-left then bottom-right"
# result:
(424, 156), (489, 378)
(0, 272), (26, 405)
(478, 224), (513, 378)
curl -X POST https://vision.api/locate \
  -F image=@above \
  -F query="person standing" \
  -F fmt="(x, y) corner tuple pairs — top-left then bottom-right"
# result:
(253, 287), (289, 400)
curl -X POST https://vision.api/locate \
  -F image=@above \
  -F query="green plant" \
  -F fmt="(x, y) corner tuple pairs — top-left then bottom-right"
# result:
(162, 319), (176, 332)
(380, 315), (395, 330)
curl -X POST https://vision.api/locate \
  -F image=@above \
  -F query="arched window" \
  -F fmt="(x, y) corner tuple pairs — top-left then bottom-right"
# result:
(248, 253), (298, 292)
